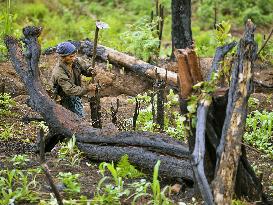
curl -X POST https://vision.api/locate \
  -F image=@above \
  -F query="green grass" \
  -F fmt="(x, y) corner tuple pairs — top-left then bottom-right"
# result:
(0, 0), (272, 60)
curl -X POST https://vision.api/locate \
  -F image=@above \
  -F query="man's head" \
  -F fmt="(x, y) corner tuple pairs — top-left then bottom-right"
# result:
(56, 42), (77, 64)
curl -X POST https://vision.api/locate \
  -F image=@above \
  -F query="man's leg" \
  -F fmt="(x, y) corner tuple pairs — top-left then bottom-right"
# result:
(72, 96), (84, 118)
(60, 96), (84, 118)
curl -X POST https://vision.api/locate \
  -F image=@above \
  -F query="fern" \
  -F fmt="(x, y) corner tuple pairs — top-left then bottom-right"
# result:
(116, 155), (145, 179)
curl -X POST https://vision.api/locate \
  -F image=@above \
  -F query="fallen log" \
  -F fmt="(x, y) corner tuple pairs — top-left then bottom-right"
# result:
(44, 40), (179, 87)
(5, 26), (193, 182)
(77, 143), (193, 181)
(77, 131), (190, 159)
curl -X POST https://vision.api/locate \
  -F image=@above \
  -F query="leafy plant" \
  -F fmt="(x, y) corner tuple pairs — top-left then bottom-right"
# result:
(93, 181), (129, 205)
(232, 199), (247, 205)
(256, 34), (273, 65)
(150, 161), (171, 204)
(0, 169), (39, 204)
(94, 155), (146, 204)
(0, 124), (14, 140)
(95, 157), (173, 205)
(0, 0), (20, 61)
(58, 172), (81, 195)
(214, 21), (234, 46)
(196, 0), (273, 27)
(132, 160), (172, 205)
(10, 154), (30, 167)
(57, 134), (83, 166)
(128, 90), (189, 140)
(0, 93), (16, 116)
(94, 162), (129, 204)
(185, 71), (220, 129)
(116, 155), (145, 179)
(244, 110), (273, 157)
(248, 96), (260, 109)
(120, 16), (160, 61)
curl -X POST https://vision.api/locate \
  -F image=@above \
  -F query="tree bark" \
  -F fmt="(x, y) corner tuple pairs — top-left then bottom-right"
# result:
(174, 48), (203, 114)
(171, 0), (192, 59)
(212, 20), (259, 205)
(5, 27), (193, 182)
(190, 42), (236, 205)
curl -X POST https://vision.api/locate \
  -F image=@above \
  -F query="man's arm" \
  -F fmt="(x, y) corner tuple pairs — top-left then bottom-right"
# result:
(74, 58), (96, 77)
(58, 76), (88, 96)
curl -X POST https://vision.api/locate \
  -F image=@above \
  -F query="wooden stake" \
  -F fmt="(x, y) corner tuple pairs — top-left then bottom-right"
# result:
(91, 24), (99, 68)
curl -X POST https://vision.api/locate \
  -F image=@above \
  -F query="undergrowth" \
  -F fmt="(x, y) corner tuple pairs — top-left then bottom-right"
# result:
(244, 110), (273, 158)
(0, 0), (271, 60)
(128, 89), (189, 141)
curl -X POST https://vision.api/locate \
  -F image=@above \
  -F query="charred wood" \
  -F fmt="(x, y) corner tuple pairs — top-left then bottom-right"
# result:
(132, 98), (140, 131)
(5, 27), (192, 182)
(77, 142), (193, 181)
(39, 128), (63, 205)
(89, 83), (102, 128)
(155, 78), (165, 132)
(110, 98), (119, 126)
(212, 20), (261, 204)
(188, 42), (237, 204)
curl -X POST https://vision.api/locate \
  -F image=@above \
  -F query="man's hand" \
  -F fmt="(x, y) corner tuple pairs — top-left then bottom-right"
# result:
(86, 84), (96, 96)
(88, 67), (97, 77)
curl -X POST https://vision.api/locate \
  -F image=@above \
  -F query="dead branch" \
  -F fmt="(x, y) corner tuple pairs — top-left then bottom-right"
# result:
(257, 27), (273, 57)
(110, 98), (119, 126)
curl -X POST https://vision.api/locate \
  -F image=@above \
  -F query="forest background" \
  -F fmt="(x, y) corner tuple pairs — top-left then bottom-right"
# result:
(0, 0), (272, 62)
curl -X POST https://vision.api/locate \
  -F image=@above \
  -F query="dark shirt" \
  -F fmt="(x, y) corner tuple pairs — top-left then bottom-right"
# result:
(51, 57), (95, 97)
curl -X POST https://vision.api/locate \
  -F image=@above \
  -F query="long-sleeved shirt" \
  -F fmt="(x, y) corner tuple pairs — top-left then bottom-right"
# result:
(51, 57), (95, 97)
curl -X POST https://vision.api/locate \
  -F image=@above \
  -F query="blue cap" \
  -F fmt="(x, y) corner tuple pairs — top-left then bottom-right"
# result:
(56, 42), (76, 56)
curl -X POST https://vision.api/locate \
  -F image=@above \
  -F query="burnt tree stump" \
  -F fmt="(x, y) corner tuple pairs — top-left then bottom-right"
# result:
(176, 21), (265, 204)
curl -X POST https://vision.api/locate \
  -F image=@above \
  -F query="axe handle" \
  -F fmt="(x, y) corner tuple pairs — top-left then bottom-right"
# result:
(91, 26), (99, 68)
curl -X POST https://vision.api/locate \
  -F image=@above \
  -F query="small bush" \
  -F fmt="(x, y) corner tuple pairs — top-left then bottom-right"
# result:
(0, 124), (14, 140)
(0, 168), (40, 204)
(17, 3), (49, 21)
(242, 7), (271, 26)
(57, 135), (83, 166)
(120, 16), (160, 61)
(244, 110), (273, 157)
(0, 93), (16, 116)
(58, 172), (81, 195)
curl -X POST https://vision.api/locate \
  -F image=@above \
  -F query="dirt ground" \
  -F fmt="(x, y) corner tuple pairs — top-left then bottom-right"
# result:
(0, 53), (273, 204)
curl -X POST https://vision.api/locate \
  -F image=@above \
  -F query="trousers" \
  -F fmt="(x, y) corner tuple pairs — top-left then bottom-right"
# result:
(60, 96), (84, 118)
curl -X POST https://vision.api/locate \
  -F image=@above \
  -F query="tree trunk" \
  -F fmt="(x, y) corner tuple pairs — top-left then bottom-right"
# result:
(190, 42), (236, 205)
(171, 0), (192, 59)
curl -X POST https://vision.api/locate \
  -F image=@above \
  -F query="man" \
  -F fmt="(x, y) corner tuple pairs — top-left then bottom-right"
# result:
(51, 42), (96, 117)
